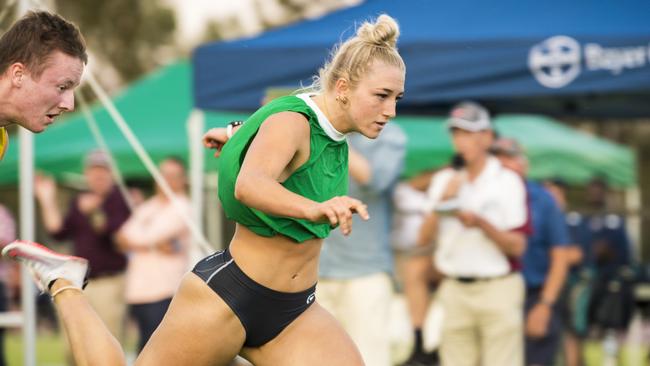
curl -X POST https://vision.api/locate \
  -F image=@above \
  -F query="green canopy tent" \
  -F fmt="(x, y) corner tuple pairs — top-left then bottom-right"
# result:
(0, 61), (636, 187)
(398, 115), (636, 187)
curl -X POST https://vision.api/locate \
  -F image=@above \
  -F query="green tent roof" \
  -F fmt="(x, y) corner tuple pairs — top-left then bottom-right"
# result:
(0, 61), (636, 187)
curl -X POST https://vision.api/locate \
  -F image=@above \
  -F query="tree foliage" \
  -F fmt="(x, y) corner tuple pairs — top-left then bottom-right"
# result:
(55, 0), (176, 83)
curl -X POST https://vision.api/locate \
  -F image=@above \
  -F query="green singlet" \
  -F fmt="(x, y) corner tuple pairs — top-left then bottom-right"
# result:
(218, 94), (349, 243)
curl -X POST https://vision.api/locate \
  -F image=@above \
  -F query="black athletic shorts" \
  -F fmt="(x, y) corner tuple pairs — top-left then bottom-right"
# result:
(192, 249), (317, 347)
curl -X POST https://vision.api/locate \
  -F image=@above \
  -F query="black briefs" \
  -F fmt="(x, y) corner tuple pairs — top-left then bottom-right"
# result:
(192, 249), (316, 347)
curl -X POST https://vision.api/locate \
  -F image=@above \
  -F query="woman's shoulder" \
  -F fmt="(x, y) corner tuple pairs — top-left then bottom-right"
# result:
(263, 94), (311, 112)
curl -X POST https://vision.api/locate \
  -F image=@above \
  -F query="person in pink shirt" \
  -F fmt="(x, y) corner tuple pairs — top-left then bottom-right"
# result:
(116, 157), (191, 350)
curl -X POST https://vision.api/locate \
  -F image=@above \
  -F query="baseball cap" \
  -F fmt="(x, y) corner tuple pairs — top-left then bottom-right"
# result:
(84, 149), (111, 169)
(447, 101), (492, 132)
(489, 137), (525, 157)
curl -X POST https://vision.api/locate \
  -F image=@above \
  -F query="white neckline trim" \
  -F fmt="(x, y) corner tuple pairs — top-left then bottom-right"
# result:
(296, 93), (346, 142)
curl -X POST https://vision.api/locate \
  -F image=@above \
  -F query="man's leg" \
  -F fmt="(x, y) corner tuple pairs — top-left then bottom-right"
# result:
(84, 274), (126, 341)
(479, 274), (525, 366)
(339, 273), (393, 366)
(315, 279), (343, 321)
(438, 279), (479, 366)
(401, 253), (439, 365)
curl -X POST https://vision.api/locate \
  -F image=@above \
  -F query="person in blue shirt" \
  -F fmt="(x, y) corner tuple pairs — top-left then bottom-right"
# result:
(318, 123), (407, 366)
(491, 137), (571, 366)
(542, 178), (589, 366)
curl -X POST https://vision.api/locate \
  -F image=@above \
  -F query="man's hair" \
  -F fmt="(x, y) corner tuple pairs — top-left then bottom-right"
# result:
(0, 11), (87, 77)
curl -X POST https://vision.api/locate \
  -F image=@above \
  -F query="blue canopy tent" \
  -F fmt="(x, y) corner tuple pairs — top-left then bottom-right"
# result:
(193, 0), (650, 117)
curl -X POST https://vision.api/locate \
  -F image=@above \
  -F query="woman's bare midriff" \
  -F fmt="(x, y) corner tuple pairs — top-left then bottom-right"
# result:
(228, 224), (323, 293)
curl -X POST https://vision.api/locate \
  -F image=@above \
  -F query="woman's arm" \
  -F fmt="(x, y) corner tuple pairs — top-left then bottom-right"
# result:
(235, 112), (368, 235)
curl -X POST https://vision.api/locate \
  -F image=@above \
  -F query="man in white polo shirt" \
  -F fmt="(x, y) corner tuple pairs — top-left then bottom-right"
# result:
(411, 101), (529, 366)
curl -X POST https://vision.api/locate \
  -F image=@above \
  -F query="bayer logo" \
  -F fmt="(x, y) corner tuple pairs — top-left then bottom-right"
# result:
(528, 36), (581, 88)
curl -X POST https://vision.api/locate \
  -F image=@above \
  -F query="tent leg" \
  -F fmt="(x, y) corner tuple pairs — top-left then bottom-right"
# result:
(187, 109), (207, 264)
(18, 128), (36, 366)
(205, 173), (223, 250)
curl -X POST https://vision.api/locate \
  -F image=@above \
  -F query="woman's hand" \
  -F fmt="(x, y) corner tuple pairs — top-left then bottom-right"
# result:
(202, 127), (229, 157)
(306, 196), (369, 236)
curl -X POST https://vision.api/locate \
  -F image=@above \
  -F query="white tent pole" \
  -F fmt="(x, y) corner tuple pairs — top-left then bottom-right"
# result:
(77, 91), (135, 211)
(84, 71), (213, 255)
(205, 172), (223, 250)
(18, 126), (36, 366)
(17, 0), (36, 364)
(187, 109), (208, 263)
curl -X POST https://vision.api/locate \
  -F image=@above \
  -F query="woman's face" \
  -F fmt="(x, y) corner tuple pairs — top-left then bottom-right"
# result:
(344, 61), (405, 139)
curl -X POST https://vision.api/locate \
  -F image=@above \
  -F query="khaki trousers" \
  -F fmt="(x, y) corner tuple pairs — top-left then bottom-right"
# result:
(317, 273), (393, 366)
(438, 273), (524, 366)
(84, 273), (126, 340)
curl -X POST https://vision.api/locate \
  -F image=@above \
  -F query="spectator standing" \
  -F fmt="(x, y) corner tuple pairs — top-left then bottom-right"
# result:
(492, 138), (571, 366)
(116, 157), (191, 351)
(34, 149), (130, 342)
(409, 101), (529, 366)
(317, 123), (407, 366)
(543, 178), (589, 366)
(395, 170), (441, 366)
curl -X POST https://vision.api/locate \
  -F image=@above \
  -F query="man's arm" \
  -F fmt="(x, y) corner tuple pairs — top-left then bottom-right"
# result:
(457, 212), (527, 257)
(416, 212), (438, 247)
(540, 247), (570, 305)
(116, 200), (189, 252)
(34, 175), (64, 233)
(527, 196), (572, 338)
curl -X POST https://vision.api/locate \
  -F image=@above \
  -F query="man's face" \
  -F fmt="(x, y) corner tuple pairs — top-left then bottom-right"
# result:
(158, 159), (187, 193)
(84, 166), (113, 196)
(495, 153), (528, 176)
(450, 128), (492, 164)
(14, 51), (84, 132)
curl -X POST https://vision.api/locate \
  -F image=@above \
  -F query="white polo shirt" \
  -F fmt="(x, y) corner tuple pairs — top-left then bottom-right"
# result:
(425, 157), (527, 278)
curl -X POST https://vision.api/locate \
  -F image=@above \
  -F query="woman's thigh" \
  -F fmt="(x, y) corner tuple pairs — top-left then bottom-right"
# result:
(135, 273), (246, 366)
(241, 302), (364, 366)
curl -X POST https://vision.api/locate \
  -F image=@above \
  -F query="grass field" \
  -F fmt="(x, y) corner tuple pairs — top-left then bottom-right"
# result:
(3, 329), (648, 366)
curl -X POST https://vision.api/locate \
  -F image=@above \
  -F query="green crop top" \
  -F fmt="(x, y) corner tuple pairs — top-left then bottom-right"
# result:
(218, 94), (349, 243)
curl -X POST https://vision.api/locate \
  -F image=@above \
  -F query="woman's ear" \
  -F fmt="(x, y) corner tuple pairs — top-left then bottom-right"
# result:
(334, 77), (350, 99)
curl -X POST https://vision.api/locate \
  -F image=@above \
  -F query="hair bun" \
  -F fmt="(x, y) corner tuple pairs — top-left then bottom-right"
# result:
(356, 14), (400, 48)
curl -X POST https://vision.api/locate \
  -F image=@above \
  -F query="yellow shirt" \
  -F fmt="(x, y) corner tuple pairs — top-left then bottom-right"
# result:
(0, 127), (7, 160)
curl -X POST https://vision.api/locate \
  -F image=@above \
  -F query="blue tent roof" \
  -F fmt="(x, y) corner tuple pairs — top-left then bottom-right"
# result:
(193, 0), (650, 113)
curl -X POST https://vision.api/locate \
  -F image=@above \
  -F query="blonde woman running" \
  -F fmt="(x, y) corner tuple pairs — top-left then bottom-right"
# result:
(4, 14), (405, 366)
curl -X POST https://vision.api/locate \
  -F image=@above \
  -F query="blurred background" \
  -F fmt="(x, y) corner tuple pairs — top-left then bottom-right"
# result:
(0, 0), (649, 365)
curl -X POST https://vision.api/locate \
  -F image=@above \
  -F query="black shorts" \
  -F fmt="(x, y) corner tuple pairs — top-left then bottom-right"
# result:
(192, 249), (316, 347)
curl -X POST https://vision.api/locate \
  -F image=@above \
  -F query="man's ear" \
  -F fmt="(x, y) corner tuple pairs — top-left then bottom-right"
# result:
(8, 62), (26, 87)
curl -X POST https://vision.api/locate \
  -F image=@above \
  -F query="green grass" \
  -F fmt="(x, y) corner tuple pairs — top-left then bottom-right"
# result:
(5, 329), (67, 366)
(5, 325), (138, 366)
(3, 330), (648, 365)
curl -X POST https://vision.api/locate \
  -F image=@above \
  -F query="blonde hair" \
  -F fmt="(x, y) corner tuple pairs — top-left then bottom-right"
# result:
(309, 14), (404, 93)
